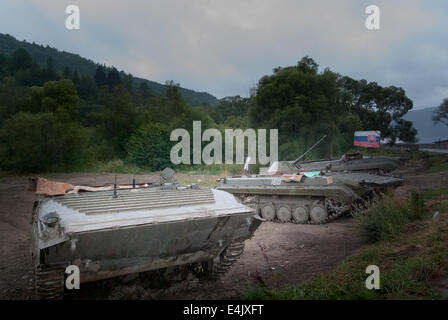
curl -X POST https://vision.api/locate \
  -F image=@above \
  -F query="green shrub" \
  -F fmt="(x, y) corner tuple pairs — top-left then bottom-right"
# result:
(0, 112), (89, 172)
(126, 122), (172, 171)
(354, 192), (428, 243)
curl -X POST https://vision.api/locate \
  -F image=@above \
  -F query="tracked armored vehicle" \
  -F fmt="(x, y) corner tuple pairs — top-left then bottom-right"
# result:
(217, 171), (403, 225)
(267, 154), (404, 175)
(264, 135), (405, 176)
(31, 175), (261, 299)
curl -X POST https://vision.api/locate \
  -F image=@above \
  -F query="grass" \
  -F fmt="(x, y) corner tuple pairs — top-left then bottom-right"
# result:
(71, 148), (448, 176)
(95, 159), (147, 174)
(244, 192), (448, 300)
(176, 174), (219, 188)
(175, 163), (245, 176)
(353, 192), (428, 243)
(423, 187), (448, 201)
(425, 154), (448, 173)
(85, 162), (244, 177)
(27, 160), (243, 178)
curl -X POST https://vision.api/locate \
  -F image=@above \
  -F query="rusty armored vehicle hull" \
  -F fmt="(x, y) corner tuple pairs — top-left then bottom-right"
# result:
(31, 185), (261, 299)
(217, 172), (403, 225)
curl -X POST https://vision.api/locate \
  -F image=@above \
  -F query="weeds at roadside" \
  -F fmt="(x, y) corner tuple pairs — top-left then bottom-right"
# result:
(244, 192), (448, 300)
(353, 192), (428, 243)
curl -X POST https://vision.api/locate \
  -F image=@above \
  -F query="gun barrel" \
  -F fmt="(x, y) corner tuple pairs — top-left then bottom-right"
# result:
(292, 134), (327, 166)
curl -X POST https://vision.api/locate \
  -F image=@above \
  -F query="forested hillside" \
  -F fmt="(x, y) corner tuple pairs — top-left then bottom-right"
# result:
(0, 33), (218, 106)
(0, 38), (417, 173)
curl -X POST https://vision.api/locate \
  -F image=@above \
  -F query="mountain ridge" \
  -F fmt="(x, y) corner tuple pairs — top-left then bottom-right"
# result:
(0, 33), (219, 106)
(403, 107), (448, 142)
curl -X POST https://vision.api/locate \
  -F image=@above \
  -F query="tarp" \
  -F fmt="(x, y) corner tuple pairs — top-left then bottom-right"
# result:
(36, 177), (74, 196)
(304, 171), (320, 178)
(34, 177), (154, 196)
(354, 131), (380, 148)
(280, 174), (304, 182)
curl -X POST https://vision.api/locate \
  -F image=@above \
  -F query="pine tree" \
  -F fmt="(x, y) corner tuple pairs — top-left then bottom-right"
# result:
(107, 67), (122, 89)
(94, 65), (107, 87)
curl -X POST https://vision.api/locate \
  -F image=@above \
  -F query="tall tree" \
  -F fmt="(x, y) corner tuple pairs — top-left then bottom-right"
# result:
(0, 53), (6, 75)
(137, 82), (154, 101)
(248, 58), (346, 158)
(10, 48), (33, 71)
(45, 56), (59, 81)
(89, 86), (138, 157)
(76, 75), (97, 101)
(339, 76), (415, 140)
(248, 56), (416, 158)
(0, 112), (89, 172)
(390, 119), (417, 144)
(94, 65), (107, 87)
(122, 73), (134, 94)
(297, 56), (319, 74)
(63, 66), (72, 79)
(433, 98), (448, 126)
(26, 79), (79, 121)
(107, 67), (122, 89)
(72, 70), (80, 85)
(210, 95), (249, 124)
(164, 80), (190, 127)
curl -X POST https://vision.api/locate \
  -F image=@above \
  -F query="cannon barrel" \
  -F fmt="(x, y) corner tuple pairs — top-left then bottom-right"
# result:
(291, 134), (327, 167)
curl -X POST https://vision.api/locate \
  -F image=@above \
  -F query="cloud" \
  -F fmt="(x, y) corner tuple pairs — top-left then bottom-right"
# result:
(0, 0), (447, 109)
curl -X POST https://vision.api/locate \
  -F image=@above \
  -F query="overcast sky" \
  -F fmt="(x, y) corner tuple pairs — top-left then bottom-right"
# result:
(1, 0), (447, 110)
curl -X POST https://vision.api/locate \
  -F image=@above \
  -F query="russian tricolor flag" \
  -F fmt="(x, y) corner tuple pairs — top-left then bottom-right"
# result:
(354, 131), (380, 148)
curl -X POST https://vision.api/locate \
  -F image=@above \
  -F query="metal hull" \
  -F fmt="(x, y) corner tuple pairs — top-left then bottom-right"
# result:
(31, 187), (261, 285)
(267, 155), (404, 175)
(217, 176), (363, 204)
(216, 172), (404, 224)
(37, 212), (259, 283)
(217, 183), (360, 204)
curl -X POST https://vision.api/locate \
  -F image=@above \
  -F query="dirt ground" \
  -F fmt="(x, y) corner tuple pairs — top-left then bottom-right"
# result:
(0, 164), (446, 299)
(393, 159), (448, 197)
(163, 218), (360, 299)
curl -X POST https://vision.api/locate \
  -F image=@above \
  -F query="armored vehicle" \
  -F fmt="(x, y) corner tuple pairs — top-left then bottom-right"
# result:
(217, 171), (403, 225)
(31, 177), (261, 299)
(267, 154), (404, 175)
(264, 135), (405, 175)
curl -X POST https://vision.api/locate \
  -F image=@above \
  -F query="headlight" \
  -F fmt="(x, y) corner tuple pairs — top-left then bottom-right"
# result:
(42, 211), (59, 228)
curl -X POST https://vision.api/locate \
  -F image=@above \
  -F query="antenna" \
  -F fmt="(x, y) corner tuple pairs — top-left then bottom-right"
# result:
(292, 134), (327, 167)
(112, 174), (118, 198)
